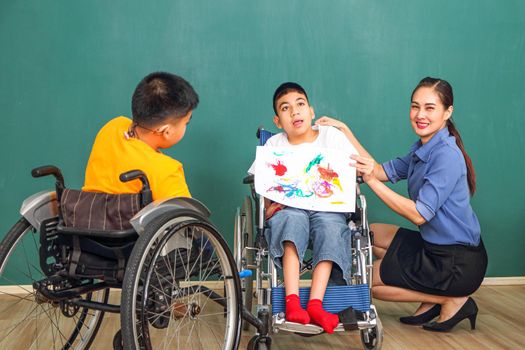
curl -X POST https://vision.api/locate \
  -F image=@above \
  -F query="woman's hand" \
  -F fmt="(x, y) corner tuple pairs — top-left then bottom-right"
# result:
(350, 154), (378, 183)
(315, 116), (350, 132)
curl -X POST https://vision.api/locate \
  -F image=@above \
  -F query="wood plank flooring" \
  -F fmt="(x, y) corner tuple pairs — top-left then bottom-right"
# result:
(88, 284), (524, 349)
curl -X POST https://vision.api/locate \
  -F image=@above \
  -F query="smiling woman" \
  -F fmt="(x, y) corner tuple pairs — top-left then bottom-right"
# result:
(315, 77), (488, 333)
(410, 87), (453, 144)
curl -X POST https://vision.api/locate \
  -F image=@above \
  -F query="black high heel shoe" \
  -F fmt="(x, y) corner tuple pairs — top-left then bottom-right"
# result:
(422, 297), (478, 332)
(400, 304), (441, 325)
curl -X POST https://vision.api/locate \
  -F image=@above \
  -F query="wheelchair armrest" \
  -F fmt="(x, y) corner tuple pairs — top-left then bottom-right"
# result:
(120, 170), (152, 207)
(243, 175), (254, 184)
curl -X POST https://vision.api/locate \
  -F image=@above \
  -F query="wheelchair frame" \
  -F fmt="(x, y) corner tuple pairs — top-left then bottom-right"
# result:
(233, 128), (383, 350)
(0, 166), (243, 350)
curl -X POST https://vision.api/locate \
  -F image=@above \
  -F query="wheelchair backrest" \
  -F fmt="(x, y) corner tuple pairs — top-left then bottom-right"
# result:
(60, 189), (142, 231)
(257, 128), (276, 146)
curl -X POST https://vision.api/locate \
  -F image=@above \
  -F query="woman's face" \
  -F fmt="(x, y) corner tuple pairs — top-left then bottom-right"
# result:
(410, 86), (453, 144)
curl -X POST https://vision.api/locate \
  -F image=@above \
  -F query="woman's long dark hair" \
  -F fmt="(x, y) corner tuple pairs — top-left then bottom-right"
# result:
(412, 77), (476, 195)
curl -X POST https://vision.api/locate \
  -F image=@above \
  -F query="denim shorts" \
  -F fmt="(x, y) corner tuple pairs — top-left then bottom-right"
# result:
(265, 207), (352, 284)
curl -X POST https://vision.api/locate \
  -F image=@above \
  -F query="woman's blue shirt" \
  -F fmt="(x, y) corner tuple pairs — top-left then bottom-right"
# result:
(382, 127), (481, 246)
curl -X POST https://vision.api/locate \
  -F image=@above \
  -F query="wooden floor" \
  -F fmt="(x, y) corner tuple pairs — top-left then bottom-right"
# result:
(87, 284), (525, 349)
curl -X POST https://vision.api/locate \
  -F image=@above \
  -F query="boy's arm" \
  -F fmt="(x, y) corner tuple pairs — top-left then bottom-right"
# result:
(255, 134), (287, 219)
(265, 199), (285, 220)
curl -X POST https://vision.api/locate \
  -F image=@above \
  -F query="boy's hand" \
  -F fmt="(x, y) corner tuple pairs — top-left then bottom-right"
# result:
(265, 202), (285, 220)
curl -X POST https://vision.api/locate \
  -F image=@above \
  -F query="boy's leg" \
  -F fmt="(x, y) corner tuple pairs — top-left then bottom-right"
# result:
(308, 260), (340, 333)
(309, 260), (332, 300)
(283, 241), (310, 324)
(282, 241), (300, 296)
(307, 211), (350, 333)
(266, 207), (310, 324)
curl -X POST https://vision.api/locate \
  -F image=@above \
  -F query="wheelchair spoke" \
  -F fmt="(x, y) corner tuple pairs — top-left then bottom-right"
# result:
(0, 290), (35, 307)
(41, 304), (72, 348)
(0, 302), (43, 342)
(22, 236), (35, 282)
(121, 218), (240, 350)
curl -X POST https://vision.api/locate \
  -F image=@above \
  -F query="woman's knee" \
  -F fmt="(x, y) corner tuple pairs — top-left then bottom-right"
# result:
(371, 223), (399, 249)
(373, 245), (387, 259)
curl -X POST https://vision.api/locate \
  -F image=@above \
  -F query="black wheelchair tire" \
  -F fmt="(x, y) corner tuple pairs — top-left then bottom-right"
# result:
(247, 335), (271, 350)
(234, 196), (254, 331)
(113, 329), (123, 350)
(360, 316), (384, 350)
(0, 217), (107, 350)
(120, 211), (242, 350)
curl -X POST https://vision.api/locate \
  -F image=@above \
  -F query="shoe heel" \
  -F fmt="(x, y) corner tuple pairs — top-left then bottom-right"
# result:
(468, 313), (477, 330)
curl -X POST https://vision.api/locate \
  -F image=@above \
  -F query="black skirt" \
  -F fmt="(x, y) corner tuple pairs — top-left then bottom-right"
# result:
(380, 228), (488, 297)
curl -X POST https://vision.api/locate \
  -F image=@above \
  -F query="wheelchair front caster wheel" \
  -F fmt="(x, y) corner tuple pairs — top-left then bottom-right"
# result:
(360, 316), (383, 350)
(113, 329), (123, 350)
(247, 335), (272, 350)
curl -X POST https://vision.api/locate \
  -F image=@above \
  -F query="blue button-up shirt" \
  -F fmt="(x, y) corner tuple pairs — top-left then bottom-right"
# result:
(382, 127), (481, 246)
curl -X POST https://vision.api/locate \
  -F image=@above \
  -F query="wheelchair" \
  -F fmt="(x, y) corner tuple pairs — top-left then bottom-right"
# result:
(0, 166), (242, 349)
(233, 128), (384, 350)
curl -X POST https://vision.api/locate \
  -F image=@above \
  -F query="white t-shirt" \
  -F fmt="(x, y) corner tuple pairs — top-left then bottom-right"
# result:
(248, 125), (357, 174)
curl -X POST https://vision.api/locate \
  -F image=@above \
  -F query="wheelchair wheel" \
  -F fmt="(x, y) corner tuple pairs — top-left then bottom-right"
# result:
(120, 212), (242, 349)
(360, 315), (383, 350)
(247, 335), (271, 350)
(234, 196), (254, 331)
(0, 217), (108, 350)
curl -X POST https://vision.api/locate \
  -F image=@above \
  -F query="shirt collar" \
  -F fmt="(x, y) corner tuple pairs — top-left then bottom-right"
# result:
(411, 127), (451, 162)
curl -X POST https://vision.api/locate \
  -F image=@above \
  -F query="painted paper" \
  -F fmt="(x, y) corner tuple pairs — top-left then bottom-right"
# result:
(254, 146), (356, 212)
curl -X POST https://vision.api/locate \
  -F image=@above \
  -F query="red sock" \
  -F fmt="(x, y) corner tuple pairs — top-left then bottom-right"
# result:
(307, 299), (339, 333)
(285, 294), (310, 324)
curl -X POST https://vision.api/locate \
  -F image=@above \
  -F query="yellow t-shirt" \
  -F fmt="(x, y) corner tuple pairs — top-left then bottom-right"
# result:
(83, 116), (191, 201)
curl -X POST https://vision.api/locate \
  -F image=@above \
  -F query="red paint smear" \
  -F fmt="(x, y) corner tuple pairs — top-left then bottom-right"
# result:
(270, 161), (287, 176)
(269, 185), (285, 193)
(318, 165), (339, 181)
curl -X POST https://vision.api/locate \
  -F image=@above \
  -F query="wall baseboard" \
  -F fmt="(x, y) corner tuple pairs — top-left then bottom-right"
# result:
(1, 277), (523, 295)
(481, 276), (525, 286)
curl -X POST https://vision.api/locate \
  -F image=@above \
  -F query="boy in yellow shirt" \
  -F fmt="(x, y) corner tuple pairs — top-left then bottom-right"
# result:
(83, 72), (198, 200)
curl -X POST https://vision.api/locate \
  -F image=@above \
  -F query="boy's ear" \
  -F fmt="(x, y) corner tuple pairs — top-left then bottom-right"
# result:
(157, 124), (170, 138)
(273, 115), (282, 129)
(311, 106), (315, 119)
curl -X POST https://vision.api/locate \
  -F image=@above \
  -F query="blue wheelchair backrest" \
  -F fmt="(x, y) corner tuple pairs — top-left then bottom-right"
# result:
(257, 128), (276, 146)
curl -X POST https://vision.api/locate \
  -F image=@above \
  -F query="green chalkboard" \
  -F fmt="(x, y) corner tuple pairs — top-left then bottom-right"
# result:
(0, 0), (524, 279)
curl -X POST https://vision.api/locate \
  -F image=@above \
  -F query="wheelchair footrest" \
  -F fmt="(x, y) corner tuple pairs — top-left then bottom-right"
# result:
(271, 285), (370, 314)
(273, 314), (324, 335)
(272, 312), (375, 334)
(338, 306), (365, 331)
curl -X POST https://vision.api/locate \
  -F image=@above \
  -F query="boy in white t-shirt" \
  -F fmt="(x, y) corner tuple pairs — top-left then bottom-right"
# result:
(256, 82), (358, 333)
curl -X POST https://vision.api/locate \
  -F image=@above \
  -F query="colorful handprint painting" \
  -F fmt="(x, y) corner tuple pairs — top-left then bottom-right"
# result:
(254, 146), (356, 212)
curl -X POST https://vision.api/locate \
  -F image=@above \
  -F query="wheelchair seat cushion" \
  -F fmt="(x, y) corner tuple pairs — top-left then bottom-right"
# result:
(60, 189), (141, 231)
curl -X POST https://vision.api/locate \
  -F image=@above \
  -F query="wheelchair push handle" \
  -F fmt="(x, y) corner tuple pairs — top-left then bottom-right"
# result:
(119, 170), (152, 206)
(31, 165), (65, 187)
(31, 165), (66, 202)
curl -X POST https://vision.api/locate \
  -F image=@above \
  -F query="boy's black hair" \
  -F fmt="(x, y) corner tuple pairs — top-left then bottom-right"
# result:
(131, 72), (199, 127)
(272, 82), (309, 114)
